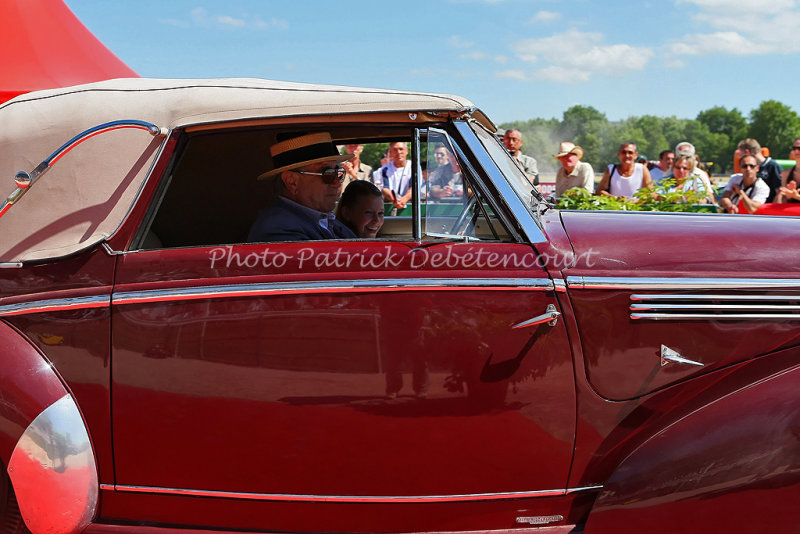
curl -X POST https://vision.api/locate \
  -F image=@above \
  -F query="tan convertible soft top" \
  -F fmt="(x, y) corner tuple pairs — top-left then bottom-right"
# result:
(0, 78), (480, 262)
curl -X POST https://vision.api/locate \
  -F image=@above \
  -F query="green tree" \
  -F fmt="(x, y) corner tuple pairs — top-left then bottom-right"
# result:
(696, 106), (746, 172)
(748, 100), (800, 160)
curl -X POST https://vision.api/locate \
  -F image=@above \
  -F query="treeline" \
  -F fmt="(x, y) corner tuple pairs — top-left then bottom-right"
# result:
(501, 100), (800, 175)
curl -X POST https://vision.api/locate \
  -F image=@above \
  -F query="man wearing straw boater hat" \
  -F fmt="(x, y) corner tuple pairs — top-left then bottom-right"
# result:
(248, 132), (357, 242)
(553, 141), (594, 198)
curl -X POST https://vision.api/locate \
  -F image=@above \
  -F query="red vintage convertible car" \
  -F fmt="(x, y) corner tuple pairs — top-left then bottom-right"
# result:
(0, 79), (797, 534)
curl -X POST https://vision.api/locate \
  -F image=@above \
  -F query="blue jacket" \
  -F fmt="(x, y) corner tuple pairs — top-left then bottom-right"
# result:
(248, 196), (356, 242)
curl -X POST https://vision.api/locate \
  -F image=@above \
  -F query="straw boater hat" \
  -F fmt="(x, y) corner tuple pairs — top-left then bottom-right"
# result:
(259, 132), (351, 179)
(553, 142), (584, 160)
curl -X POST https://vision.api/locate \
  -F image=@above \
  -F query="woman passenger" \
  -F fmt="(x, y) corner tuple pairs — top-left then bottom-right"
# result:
(337, 180), (385, 238)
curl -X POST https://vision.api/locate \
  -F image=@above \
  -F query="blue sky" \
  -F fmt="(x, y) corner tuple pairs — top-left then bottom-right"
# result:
(64, 0), (800, 125)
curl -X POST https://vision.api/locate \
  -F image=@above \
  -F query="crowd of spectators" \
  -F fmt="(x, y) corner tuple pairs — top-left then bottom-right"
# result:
(334, 131), (799, 217)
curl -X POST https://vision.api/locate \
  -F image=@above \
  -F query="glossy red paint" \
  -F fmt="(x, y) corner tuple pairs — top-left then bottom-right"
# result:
(1, 248), (115, 483)
(0, 320), (68, 463)
(107, 240), (578, 531)
(584, 359), (800, 534)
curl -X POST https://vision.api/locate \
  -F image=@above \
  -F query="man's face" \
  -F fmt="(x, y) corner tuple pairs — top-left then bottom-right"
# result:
(558, 152), (579, 172)
(741, 156), (759, 182)
(618, 144), (638, 165)
(389, 143), (408, 167)
(286, 161), (344, 213)
(504, 131), (523, 154)
(345, 144), (363, 156)
(433, 148), (449, 167)
(659, 152), (675, 170)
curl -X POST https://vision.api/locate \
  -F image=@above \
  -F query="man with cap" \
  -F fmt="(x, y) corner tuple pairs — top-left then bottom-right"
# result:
(554, 142), (594, 198)
(248, 132), (357, 242)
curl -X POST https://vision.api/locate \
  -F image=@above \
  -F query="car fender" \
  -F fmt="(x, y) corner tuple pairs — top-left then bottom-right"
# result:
(0, 320), (98, 534)
(584, 362), (800, 534)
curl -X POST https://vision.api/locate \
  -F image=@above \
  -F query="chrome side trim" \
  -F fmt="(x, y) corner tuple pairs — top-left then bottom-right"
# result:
(113, 278), (555, 305)
(0, 262), (23, 269)
(632, 313), (800, 321)
(630, 293), (800, 321)
(632, 293), (800, 301)
(553, 278), (567, 293)
(105, 484), (600, 503)
(568, 276), (800, 290)
(0, 279), (555, 317)
(7, 394), (98, 534)
(661, 345), (703, 367)
(0, 295), (110, 317)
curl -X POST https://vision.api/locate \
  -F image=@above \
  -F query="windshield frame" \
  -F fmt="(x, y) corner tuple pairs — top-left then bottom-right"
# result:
(455, 120), (546, 244)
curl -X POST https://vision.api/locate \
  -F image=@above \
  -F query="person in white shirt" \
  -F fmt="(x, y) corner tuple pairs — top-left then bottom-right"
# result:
(596, 141), (652, 198)
(374, 141), (412, 209)
(720, 154), (769, 214)
(649, 150), (674, 184)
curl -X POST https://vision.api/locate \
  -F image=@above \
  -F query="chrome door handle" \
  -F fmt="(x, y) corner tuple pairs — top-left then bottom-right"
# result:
(512, 304), (561, 329)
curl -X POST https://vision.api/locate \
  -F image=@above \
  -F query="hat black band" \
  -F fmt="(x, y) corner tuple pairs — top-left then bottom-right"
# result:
(272, 142), (340, 169)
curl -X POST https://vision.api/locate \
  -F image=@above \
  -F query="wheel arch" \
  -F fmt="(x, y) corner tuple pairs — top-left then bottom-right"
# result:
(584, 361), (800, 533)
(0, 320), (98, 534)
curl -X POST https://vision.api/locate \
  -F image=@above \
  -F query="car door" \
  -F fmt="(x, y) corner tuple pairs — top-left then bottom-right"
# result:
(108, 123), (578, 532)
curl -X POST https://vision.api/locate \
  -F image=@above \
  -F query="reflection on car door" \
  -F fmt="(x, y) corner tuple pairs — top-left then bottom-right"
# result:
(110, 238), (576, 530)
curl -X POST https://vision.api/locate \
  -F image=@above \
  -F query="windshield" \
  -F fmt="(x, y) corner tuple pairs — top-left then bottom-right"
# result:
(468, 121), (541, 216)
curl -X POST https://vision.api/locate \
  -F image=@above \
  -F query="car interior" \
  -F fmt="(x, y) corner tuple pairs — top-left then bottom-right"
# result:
(136, 122), (513, 251)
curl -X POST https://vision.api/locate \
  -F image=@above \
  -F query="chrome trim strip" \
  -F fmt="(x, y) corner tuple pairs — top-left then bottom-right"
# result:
(113, 278), (555, 305)
(553, 279), (567, 293)
(0, 262), (23, 268)
(8, 394), (98, 534)
(631, 304), (800, 311)
(106, 484), (598, 503)
(632, 313), (800, 321)
(0, 295), (110, 317)
(632, 293), (800, 301)
(0, 279), (556, 317)
(565, 485), (604, 494)
(568, 276), (800, 290)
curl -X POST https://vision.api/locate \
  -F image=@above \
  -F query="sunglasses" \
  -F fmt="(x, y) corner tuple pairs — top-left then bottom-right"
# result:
(673, 166), (690, 171)
(298, 166), (346, 184)
(792, 146), (800, 151)
(741, 163), (757, 169)
(620, 150), (636, 155)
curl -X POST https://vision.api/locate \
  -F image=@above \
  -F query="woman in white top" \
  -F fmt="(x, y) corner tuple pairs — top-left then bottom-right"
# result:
(596, 141), (652, 198)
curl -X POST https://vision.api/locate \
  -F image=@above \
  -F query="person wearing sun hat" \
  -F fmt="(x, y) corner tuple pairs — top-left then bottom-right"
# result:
(248, 132), (357, 242)
(554, 141), (594, 198)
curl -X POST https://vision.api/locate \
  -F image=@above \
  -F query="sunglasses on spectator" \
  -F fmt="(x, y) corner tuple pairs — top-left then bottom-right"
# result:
(298, 167), (346, 184)
(741, 163), (758, 169)
(792, 146), (800, 150)
(620, 150), (636, 155)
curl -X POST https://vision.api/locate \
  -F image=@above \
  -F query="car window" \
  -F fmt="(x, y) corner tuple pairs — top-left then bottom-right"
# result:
(422, 129), (511, 241)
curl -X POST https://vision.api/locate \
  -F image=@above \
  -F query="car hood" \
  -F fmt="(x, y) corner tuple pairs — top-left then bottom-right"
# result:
(560, 210), (800, 279)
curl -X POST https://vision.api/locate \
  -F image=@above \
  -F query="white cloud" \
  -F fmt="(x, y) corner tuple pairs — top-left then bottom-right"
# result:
(164, 8), (288, 30)
(495, 69), (527, 80)
(666, 0), (800, 58)
(217, 15), (246, 28)
(511, 29), (654, 83)
(530, 10), (561, 23)
(448, 36), (474, 49)
(460, 51), (487, 60)
(494, 55), (508, 64)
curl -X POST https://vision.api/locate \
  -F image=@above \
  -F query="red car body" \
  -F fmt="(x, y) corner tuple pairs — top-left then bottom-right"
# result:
(0, 79), (797, 534)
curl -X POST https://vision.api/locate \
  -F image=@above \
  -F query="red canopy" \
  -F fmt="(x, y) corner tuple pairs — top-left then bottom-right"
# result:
(0, 0), (138, 104)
